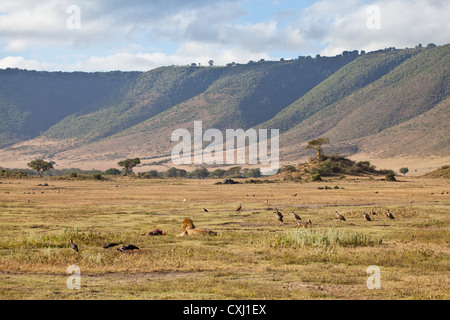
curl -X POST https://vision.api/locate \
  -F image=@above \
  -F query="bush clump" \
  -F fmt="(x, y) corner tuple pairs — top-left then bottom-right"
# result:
(272, 229), (382, 248)
(385, 172), (397, 181)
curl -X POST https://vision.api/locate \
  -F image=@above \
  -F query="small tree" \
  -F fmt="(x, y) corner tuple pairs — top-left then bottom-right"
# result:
(104, 168), (121, 176)
(399, 167), (409, 176)
(165, 167), (187, 178)
(209, 169), (227, 178)
(165, 167), (179, 178)
(226, 166), (242, 178)
(385, 172), (397, 181)
(208, 60), (214, 67)
(305, 137), (330, 162)
(187, 167), (210, 179)
(118, 158), (141, 175)
(246, 168), (261, 178)
(27, 159), (53, 177)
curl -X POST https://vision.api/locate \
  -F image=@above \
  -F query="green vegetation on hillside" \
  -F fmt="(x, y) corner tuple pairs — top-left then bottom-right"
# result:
(0, 70), (140, 147)
(422, 165), (450, 179)
(0, 44), (448, 162)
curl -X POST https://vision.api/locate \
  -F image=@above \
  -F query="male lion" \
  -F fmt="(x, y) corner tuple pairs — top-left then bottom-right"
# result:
(177, 218), (217, 237)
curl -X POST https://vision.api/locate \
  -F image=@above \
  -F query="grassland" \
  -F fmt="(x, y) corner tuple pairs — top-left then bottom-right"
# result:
(0, 176), (448, 300)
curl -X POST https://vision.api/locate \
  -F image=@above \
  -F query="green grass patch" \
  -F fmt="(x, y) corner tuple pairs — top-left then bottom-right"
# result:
(271, 228), (382, 249)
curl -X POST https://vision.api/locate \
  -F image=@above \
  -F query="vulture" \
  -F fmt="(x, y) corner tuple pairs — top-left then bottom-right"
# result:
(274, 209), (284, 223)
(203, 208), (209, 213)
(103, 243), (119, 249)
(292, 211), (301, 221)
(118, 244), (140, 252)
(363, 212), (372, 221)
(335, 211), (346, 221)
(236, 204), (242, 212)
(386, 210), (395, 220)
(70, 239), (79, 253)
(370, 209), (377, 215)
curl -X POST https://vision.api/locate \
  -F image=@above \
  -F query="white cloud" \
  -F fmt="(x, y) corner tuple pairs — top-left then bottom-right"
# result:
(297, 0), (450, 56)
(0, 56), (51, 70)
(0, 0), (448, 71)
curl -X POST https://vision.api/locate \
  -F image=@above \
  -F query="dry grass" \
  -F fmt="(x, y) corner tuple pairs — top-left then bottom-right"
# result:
(0, 176), (449, 300)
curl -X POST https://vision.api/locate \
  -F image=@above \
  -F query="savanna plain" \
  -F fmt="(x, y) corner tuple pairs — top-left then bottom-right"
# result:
(0, 176), (448, 300)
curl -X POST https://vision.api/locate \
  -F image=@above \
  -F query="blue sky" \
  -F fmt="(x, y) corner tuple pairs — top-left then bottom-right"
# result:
(0, 0), (449, 71)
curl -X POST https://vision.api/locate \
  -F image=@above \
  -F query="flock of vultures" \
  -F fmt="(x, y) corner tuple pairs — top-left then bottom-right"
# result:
(68, 202), (396, 254)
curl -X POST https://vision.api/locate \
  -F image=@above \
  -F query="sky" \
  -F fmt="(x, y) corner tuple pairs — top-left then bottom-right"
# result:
(0, 0), (449, 72)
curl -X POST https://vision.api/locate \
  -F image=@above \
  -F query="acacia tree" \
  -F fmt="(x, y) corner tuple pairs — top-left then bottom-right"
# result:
(27, 159), (54, 177)
(305, 137), (330, 162)
(118, 158), (141, 175)
(399, 167), (409, 176)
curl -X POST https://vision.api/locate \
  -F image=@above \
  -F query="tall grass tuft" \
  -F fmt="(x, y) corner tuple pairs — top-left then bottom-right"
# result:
(271, 228), (382, 248)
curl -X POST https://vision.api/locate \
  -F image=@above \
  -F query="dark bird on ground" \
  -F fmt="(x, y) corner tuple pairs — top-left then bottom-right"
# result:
(236, 204), (242, 212)
(335, 211), (346, 221)
(370, 209), (377, 215)
(144, 229), (166, 236)
(293, 211), (301, 221)
(70, 239), (79, 253)
(203, 208), (209, 212)
(118, 244), (140, 252)
(274, 209), (284, 223)
(363, 212), (372, 221)
(386, 210), (395, 219)
(103, 243), (119, 249)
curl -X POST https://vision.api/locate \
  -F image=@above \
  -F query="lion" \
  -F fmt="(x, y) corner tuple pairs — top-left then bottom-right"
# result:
(177, 218), (218, 237)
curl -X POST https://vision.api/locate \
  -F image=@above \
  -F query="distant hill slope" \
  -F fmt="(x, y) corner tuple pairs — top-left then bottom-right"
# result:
(0, 44), (448, 169)
(258, 48), (421, 133)
(0, 70), (141, 148)
(280, 44), (449, 159)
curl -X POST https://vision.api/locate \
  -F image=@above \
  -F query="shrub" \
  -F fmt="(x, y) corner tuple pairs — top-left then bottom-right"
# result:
(356, 161), (376, 173)
(104, 168), (121, 176)
(385, 172), (397, 181)
(246, 168), (261, 178)
(225, 166), (243, 178)
(164, 167), (187, 178)
(209, 169), (227, 178)
(281, 165), (296, 173)
(272, 229), (381, 248)
(311, 173), (322, 181)
(310, 159), (340, 176)
(91, 173), (104, 180)
(137, 170), (160, 179)
(345, 164), (363, 175)
(187, 167), (210, 179)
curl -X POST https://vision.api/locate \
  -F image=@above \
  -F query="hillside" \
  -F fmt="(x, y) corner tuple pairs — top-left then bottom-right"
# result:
(0, 44), (448, 170)
(0, 70), (141, 148)
(279, 44), (450, 160)
(422, 165), (450, 179)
